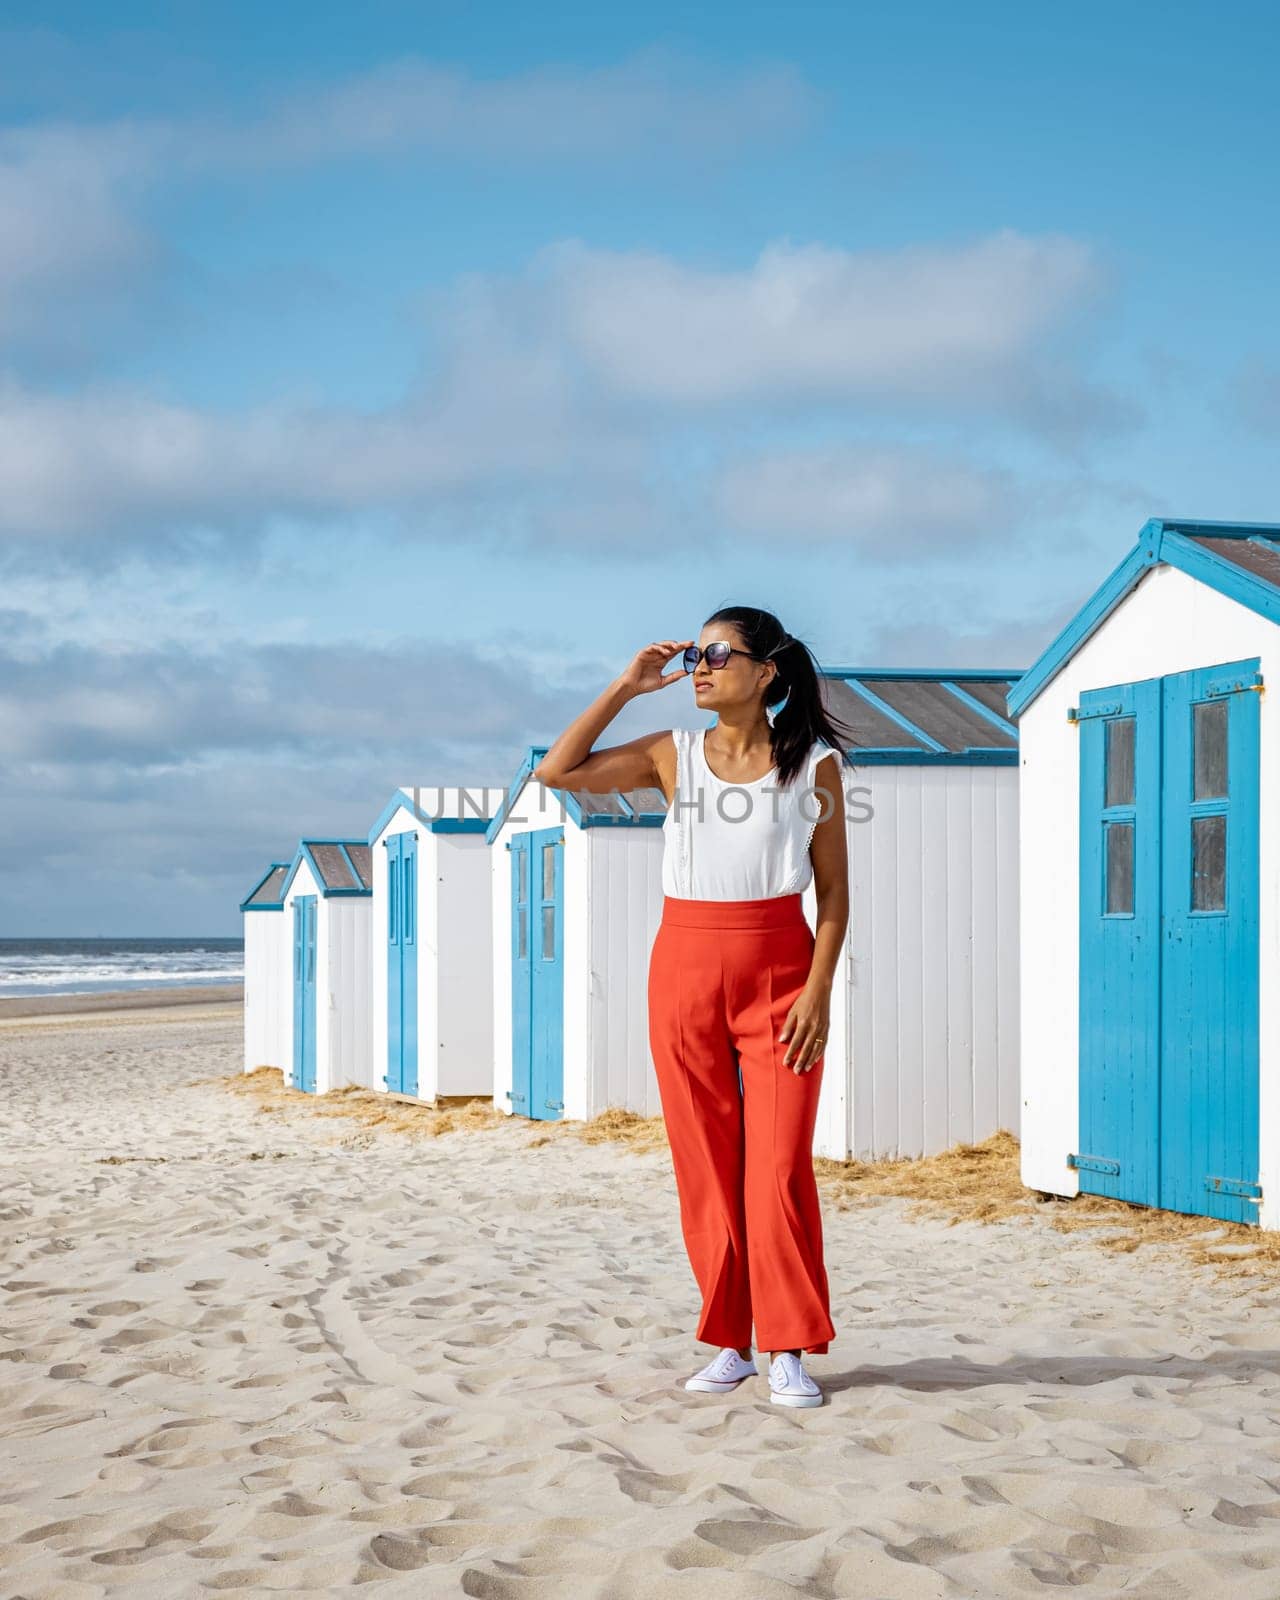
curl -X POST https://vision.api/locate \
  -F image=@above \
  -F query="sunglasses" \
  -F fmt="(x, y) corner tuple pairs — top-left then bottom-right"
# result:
(682, 640), (783, 672)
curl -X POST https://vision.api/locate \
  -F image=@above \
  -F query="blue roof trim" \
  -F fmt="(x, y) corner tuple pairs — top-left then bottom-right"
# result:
(841, 676), (947, 753)
(1007, 518), (1280, 718)
(484, 746), (553, 844)
(939, 678), (1019, 737)
(239, 861), (291, 913)
(823, 666), (1026, 681)
(485, 743), (669, 841)
(366, 788), (494, 847)
(280, 839), (374, 901)
(845, 749), (1020, 767)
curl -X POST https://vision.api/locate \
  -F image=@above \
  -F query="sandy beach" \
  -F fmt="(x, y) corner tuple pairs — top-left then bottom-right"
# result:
(5, 1004), (1280, 1596)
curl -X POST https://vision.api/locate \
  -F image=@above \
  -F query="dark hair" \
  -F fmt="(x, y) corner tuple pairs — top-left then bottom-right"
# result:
(703, 604), (856, 788)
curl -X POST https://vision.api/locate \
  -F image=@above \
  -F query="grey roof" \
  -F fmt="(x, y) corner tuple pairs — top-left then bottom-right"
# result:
(240, 863), (289, 910)
(819, 670), (1021, 763)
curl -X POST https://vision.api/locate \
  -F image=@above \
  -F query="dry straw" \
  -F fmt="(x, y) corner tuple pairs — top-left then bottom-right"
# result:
(213, 1070), (1280, 1282)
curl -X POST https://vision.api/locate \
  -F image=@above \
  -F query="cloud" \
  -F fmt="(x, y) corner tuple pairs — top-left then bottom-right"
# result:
(545, 232), (1123, 433)
(211, 53), (816, 168)
(0, 622), (687, 934)
(0, 226), (1126, 549)
(0, 630), (593, 767)
(0, 52), (814, 359)
(0, 123), (160, 354)
(715, 442), (1023, 554)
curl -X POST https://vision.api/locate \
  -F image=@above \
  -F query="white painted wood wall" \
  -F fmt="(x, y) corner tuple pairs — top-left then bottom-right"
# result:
(1018, 562), (1280, 1229)
(243, 907), (290, 1073)
(812, 760), (1021, 1162)
(490, 776), (666, 1122)
(370, 793), (497, 1101)
(281, 855), (373, 1094)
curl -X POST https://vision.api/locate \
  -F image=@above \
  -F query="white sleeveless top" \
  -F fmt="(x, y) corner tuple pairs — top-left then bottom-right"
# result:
(661, 727), (840, 901)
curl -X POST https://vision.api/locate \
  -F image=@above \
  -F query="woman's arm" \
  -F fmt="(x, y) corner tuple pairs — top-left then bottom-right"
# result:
(533, 638), (693, 797)
(780, 752), (850, 1072)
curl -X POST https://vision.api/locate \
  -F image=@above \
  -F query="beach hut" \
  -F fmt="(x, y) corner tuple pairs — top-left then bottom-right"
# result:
(1010, 517), (1280, 1229)
(813, 669), (1023, 1162)
(279, 840), (373, 1094)
(487, 745), (668, 1123)
(239, 861), (292, 1075)
(368, 785), (505, 1102)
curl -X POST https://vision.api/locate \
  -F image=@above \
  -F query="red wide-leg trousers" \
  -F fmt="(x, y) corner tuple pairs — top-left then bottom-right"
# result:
(647, 892), (836, 1355)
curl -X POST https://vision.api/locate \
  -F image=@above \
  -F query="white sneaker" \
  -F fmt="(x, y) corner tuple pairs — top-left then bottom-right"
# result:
(684, 1347), (758, 1392)
(768, 1351), (822, 1407)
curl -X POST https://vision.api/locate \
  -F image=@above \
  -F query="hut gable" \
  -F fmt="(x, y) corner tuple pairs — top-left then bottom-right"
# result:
(484, 745), (668, 845)
(280, 840), (373, 900)
(1009, 519), (1280, 719)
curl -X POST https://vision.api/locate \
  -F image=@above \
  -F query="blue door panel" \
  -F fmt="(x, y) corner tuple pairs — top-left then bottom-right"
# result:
(1077, 657), (1260, 1224)
(510, 828), (564, 1121)
(385, 831), (419, 1096)
(1160, 663), (1260, 1224)
(1078, 677), (1161, 1206)
(293, 895), (317, 1093)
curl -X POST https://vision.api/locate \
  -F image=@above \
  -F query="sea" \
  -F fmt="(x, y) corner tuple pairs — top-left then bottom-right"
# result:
(0, 938), (244, 998)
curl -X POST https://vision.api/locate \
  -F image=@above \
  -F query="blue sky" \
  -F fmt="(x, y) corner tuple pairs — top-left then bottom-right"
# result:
(1, 1), (1277, 934)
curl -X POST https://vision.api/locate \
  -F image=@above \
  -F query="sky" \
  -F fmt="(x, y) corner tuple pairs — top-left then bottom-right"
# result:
(2, 0), (1278, 935)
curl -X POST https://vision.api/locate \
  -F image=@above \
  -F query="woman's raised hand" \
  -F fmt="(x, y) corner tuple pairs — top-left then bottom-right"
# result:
(619, 640), (695, 696)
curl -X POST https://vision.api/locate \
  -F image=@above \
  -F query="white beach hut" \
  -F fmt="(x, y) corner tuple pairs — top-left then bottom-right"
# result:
(487, 745), (668, 1123)
(239, 861), (292, 1074)
(812, 669), (1023, 1162)
(1010, 517), (1280, 1229)
(279, 839), (373, 1094)
(368, 785), (505, 1103)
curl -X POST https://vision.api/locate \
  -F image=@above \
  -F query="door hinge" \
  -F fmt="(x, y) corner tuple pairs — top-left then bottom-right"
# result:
(1205, 1175), (1263, 1200)
(1067, 1152), (1121, 1176)
(545, 1100), (564, 1111)
(1067, 702), (1123, 723)
(1205, 672), (1264, 697)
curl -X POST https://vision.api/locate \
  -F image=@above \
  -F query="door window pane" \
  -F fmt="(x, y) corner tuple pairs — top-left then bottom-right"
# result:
(541, 904), (555, 959)
(517, 907), (527, 959)
(1192, 814), (1227, 911)
(516, 849), (527, 902)
(542, 842), (556, 900)
(1105, 717), (1135, 807)
(1105, 821), (1134, 913)
(1193, 699), (1228, 799)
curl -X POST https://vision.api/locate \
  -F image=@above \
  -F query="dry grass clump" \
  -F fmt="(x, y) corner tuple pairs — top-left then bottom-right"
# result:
(213, 1067), (507, 1138)
(208, 1072), (1280, 1281)
(817, 1128), (1280, 1280)
(525, 1106), (671, 1156)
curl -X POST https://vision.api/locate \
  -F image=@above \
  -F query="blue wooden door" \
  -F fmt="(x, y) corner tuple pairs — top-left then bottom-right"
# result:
(1077, 676), (1162, 1206)
(1076, 657), (1261, 1222)
(508, 827), (564, 1120)
(385, 831), (419, 1096)
(292, 895), (317, 1093)
(1159, 662), (1261, 1223)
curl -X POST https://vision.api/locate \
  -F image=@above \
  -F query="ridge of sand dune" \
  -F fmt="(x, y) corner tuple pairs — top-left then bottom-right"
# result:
(5, 1012), (1280, 1597)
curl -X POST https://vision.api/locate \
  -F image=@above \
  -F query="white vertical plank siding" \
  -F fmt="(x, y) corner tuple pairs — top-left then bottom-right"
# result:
(825, 761), (1019, 1162)
(243, 910), (290, 1073)
(560, 824), (590, 1121)
(586, 828), (665, 1120)
(434, 835), (494, 1097)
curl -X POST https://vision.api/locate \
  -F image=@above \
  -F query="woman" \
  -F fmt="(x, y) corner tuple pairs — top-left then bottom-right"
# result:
(533, 605), (853, 1408)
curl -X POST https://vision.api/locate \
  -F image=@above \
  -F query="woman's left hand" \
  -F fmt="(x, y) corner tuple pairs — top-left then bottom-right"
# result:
(779, 984), (831, 1073)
